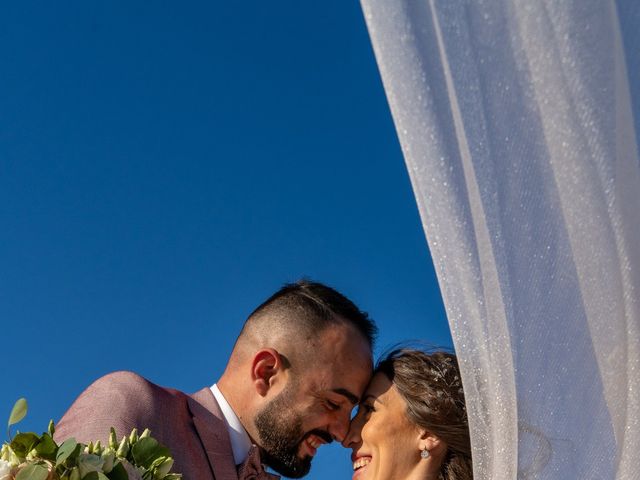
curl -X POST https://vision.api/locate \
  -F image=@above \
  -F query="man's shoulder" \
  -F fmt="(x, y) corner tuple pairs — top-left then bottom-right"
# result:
(83, 370), (186, 404)
(55, 371), (194, 443)
(90, 370), (144, 384)
(89, 370), (155, 391)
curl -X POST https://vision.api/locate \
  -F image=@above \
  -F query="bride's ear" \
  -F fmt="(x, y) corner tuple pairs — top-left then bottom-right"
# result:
(418, 429), (444, 454)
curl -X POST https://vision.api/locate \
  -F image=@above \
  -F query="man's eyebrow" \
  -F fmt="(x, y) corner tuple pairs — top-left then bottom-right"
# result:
(331, 388), (360, 405)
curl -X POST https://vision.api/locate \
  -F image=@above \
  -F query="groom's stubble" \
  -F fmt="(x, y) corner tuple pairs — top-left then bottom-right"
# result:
(254, 377), (332, 478)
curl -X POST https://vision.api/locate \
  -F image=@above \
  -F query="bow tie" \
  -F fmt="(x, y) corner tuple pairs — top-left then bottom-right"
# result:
(237, 446), (280, 480)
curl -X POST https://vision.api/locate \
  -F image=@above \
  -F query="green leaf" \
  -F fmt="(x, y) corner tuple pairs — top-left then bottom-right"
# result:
(10, 432), (41, 457)
(69, 467), (81, 480)
(48, 420), (55, 437)
(149, 456), (173, 480)
(8, 398), (28, 427)
(83, 472), (110, 480)
(56, 438), (80, 464)
(35, 433), (57, 460)
(106, 462), (128, 480)
(15, 463), (49, 480)
(131, 438), (169, 469)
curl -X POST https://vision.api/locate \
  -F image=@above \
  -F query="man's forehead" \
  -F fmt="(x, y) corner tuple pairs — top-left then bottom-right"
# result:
(304, 361), (372, 401)
(317, 326), (372, 362)
(318, 321), (369, 344)
(318, 346), (373, 375)
(301, 324), (373, 393)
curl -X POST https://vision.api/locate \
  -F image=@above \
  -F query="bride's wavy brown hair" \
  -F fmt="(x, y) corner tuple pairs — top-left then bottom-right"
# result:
(376, 349), (473, 480)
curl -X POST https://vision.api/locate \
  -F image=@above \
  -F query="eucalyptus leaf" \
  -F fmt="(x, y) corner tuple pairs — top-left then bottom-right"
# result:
(8, 398), (28, 427)
(106, 462), (128, 480)
(69, 466), (81, 480)
(131, 438), (169, 469)
(83, 472), (110, 480)
(35, 433), (57, 460)
(10, 432), (41, 457)
(15, 463), (49, 480)
(131, 437), (158, 468)
(57, 438), (79, 464)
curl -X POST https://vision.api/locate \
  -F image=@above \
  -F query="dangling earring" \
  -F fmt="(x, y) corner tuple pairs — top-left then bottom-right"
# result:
(420, 447), (430, 459)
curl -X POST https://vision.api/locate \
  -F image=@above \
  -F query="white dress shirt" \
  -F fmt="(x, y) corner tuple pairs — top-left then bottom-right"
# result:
(210, 383), (253, 466)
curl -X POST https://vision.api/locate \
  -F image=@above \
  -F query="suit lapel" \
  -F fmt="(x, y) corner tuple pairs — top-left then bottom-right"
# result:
(188, 387), (239, 480)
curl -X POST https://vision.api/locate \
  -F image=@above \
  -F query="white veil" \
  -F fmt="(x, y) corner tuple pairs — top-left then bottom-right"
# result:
(360, 1), (640, 478)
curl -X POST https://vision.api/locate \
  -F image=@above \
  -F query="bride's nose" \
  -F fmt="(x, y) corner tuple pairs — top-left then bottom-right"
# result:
(342, 419), (362, 448)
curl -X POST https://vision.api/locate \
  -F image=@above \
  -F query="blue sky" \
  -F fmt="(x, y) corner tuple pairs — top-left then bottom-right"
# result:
(0, 2), (451, 478)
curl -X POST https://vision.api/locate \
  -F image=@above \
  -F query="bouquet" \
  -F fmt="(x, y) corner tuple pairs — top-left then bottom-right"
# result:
(1, 399), (181, 480)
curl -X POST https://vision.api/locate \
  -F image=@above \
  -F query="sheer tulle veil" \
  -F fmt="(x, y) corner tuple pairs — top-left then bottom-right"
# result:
(360, 1), (640, 478)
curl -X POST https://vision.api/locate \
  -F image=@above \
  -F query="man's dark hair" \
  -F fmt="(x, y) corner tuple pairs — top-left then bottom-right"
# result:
(246, 279), (377, 348)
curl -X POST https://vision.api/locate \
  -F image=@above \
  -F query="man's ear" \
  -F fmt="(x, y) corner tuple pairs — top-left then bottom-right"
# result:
(251, 348), (284, 397)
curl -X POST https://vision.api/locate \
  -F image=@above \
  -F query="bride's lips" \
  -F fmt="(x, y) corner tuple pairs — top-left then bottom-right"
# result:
(351, 454), (372, 478)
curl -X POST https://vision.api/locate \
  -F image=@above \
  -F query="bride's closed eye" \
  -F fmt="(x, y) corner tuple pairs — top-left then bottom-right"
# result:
(358, 402), (375, 417)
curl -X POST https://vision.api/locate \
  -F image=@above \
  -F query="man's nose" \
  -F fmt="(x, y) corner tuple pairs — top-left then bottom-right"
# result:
(328, 410), (351, 443)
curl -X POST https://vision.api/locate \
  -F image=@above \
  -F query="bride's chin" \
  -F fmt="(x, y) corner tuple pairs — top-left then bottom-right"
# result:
(352, 462), (370, 479)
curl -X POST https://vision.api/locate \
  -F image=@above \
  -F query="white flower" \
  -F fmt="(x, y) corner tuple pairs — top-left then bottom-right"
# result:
(0, 459), (13, 480)
(101, 449), (116, 473)
(0, 446), (18, 468)
(77, 453), (105, 478)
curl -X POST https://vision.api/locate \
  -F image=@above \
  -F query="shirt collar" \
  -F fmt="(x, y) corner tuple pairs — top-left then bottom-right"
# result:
(210, 383), (253, 465)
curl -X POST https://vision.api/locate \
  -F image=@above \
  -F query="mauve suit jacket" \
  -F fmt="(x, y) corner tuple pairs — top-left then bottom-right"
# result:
(55, 371), (255, 480)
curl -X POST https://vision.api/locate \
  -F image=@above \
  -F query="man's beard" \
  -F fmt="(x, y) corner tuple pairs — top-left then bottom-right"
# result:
(254, 383), (330, 478)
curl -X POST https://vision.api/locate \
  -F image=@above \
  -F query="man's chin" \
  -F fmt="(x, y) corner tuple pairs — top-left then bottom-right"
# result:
(262, 450), (312, 479)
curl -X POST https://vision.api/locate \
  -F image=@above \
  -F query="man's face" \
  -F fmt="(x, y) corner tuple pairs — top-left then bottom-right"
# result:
(254, 325), (372, 478)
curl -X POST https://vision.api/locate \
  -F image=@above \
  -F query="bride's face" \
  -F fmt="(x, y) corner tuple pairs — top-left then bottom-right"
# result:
(343, 372), (422, 480)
